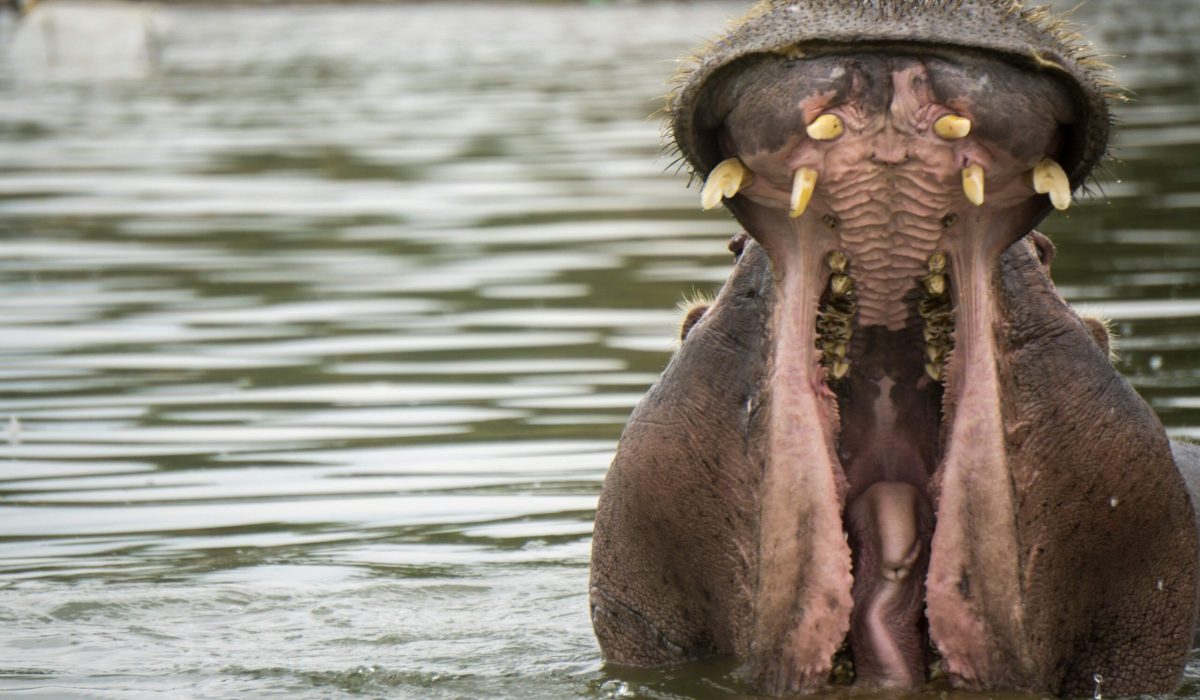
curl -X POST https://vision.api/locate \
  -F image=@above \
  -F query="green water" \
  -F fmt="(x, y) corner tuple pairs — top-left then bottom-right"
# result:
(0, 1), (1198, 697)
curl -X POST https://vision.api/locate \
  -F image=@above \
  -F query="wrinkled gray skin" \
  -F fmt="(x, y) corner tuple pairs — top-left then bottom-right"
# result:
(593, 234), (1200, 695)
(590, 1), (1200, 696)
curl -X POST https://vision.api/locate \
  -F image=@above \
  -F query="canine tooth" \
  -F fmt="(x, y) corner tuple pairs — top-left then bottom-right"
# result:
(924, 274), (946, 297)
(962, 164), (985, 207)
(1032, 158), (1072, 211)
(827, 250), (849, 273)
(806, 114), (844, 141)
(831, 274), (853, 297)
(928, 252), (947, 274)
(700, 157), (752, 210)
(790, 167), (818, 218)
(934, 114), (972, 140)
(832, 360), (851, 380)
(925, 363), (943, 381)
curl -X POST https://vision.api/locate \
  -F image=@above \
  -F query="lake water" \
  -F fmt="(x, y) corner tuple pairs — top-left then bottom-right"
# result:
(1, 1), (1199, 698)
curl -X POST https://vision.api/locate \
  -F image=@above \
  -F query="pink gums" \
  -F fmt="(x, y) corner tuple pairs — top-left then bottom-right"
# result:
(737, 64), (1038, 329)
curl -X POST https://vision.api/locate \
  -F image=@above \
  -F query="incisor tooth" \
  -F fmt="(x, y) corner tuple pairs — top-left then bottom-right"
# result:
(934, 115), (972, 140)
(962, 164), (985, 207)
(1032, 158), (1072, 211)
(806, 114), (844, 141)
(790, 167), (818, 218)
(700, 157), (752, 210)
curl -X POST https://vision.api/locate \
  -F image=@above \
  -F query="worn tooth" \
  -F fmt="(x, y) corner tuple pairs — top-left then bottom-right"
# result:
(790, 167), (818, 218)
(832, 360), (851, 380)
(928, 252), (947, 274)
(827, 250), (848, 273)
(1032, 158), (1072, 211)
(925, 363), (943, 381)
(933, 114), (972, 140)
(832, 343), (848, 359)
(700, 157), (752, 210)
(926, 345), (943, 363)
(831, 274), (853, 297)
(962, 164), (985, 207)
(806, 114), (844, 141)
(929, 659), (946, 681)
(924, 274), (946, 297)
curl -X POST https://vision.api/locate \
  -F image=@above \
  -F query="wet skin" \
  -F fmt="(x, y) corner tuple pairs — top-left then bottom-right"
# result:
(590, 5), (1200, 697)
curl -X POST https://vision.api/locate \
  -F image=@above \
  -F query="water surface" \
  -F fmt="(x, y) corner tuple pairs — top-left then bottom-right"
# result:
(1, 1), (1199, 697)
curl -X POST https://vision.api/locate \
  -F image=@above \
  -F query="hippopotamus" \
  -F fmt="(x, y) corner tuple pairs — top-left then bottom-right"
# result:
(589, 1), (1200, 696)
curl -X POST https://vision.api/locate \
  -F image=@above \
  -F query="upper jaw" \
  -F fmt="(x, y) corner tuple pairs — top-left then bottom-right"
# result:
(698, 52), (1076, 262)
(697, 53), (1076, 341)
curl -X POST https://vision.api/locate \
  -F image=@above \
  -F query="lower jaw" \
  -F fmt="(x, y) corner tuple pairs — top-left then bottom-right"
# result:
(746, 207), (1026, 693)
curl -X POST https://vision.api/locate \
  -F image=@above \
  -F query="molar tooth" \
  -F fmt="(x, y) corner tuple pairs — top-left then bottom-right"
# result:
(806, 114), (844, 141)
(826, 250), (849, 273)
(925, 363), (943, 382)
(924, 274), (946, 297)
(933, 115), (972, 140)
(700, 157), (752, 210)
(830, 274), (853, 297)
(926, 345), (943, 363)
(790, 167), (818, 218)
(832, 360), (851, 380)
(929, 659), (946, 681)
(962, 164), (985, 207)
(1032, 158), (1072, 211)
(928, 252), (947, 274)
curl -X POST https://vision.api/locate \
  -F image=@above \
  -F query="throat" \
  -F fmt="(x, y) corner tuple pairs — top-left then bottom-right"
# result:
(836, 324), (942, 686)
(837, 325), (942, 498)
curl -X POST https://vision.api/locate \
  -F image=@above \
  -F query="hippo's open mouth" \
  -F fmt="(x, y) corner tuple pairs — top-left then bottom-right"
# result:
(681, 46), (1086, 691)
(591, 3), (1199, 697)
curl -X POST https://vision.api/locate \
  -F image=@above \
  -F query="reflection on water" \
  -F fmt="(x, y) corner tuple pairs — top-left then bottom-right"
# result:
(0, 1), (1198, 697)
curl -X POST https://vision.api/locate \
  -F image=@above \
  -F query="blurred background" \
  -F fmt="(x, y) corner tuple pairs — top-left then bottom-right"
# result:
(0, 1), (1198, 697)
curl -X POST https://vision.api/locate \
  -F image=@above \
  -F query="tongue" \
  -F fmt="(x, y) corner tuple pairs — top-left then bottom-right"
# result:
(846, 481), (933, 687)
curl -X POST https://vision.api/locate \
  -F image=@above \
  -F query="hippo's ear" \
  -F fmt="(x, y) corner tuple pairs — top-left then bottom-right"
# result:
(1077, 310), (1119, 363)
(1024, 231), (1115, 362)
(728, 231), (750, 259)
(1029, 230), (1056, 276)
(677, 293), (713, 342)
